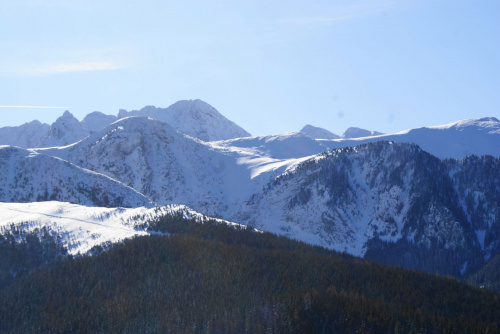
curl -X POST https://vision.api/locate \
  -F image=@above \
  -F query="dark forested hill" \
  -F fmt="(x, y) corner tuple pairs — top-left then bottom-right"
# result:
(1, 216), (498, 333)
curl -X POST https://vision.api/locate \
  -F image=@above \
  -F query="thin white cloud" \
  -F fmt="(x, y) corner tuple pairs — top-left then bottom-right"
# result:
(35, 61), (120, 74)
(0, 60), (125, 77)
(0, 106), (70, 109)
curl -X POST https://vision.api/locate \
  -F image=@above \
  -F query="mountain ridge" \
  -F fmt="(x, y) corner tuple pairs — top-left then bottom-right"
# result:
(0, 99), (251, 148)
(0, 145), (153, 208)
(117, 99), (251, 141)
(0, 102), (499, 285)
(319, 116), (500, 159)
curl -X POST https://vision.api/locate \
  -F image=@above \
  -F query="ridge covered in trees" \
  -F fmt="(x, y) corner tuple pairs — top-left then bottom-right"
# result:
(0, 216), (499, 333)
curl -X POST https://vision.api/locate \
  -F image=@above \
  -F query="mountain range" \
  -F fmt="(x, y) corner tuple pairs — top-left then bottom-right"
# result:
(1, 99), (499, 286)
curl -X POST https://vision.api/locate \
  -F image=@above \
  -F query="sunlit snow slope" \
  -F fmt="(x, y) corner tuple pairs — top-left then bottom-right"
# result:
(0, 201), (247, 255)
(320, 117), (500, 159)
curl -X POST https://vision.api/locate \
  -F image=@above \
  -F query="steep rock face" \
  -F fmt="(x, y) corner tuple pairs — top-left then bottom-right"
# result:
(0, 120), (50, 148)
(242, 142), (497, 277)
(118, 100), (251, 141)
(300, 125), (340, 139)
(0, 146), (152, 207)
(39, 111), (89, 147)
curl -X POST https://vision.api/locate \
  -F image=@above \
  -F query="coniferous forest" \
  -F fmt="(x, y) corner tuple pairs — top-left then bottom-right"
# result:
(0, 216), (499, 333)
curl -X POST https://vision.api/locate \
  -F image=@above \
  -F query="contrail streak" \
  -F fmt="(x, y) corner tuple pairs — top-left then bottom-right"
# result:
(0, 106), (70, 109)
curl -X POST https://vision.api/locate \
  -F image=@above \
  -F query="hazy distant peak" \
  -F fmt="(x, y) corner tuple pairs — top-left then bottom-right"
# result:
(118, 109), (128, 118)
(26, 119), (49, 126)
(81, 111), (118, 133)
(40, 110), (88, 147)
(341, 127), (383, 139)
(117, 99), (251, 141)
(53, 110), (81, 128)
(166, 100), (225, 119)
(300, 124), (339, 139)
(62, 110), (75, 118)
(84, 111), (107, 118)
(138, 105), (158, 113)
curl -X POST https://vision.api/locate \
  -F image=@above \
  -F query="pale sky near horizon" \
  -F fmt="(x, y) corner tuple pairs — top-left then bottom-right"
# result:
(1, 0), (499, 137)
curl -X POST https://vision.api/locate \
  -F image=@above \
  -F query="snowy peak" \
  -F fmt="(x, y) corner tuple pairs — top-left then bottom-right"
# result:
(118, 99), (251, 141)
(341, 127), (383, 138)
(56, 116), (181, 161)
(40, 110), (89, 147)
(81, 111), (118, 133)
(41, 116), (249, 217)
(0, 99), (251, 147)
(0, 120), (50, 148)
(300, 124), (339, 139)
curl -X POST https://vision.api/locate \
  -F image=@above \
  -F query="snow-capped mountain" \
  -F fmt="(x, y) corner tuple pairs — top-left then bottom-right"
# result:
(1, 102), (499, 281)
(39, 110), (89, 148)
(300, 124), (340, 139)
(117, 99), (251, 141)
(0, 100), (250, 148)
(341, 127), (383, 138)
(0, 120), (50, 148)
(40, 117), (260, 218)
(0, 145), (152, 207)
(321, 117), (500, 159)
(81, 111), (118, 133)
(36, 115), (500, 253)
(0, 111), (93, 149)
(241, 141), (499, 277)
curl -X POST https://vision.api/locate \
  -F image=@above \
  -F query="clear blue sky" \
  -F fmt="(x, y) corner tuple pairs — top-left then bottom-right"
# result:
(1, 0), (499, 136)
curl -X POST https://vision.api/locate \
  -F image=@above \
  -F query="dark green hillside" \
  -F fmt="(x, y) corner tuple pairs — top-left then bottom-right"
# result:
(0, 217), (499, 333)
(0, 225), (67, 289)
(467, 253), (500, 292)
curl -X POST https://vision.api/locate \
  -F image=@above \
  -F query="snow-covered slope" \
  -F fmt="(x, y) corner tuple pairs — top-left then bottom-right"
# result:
(0, 145), (152, 207)
(118, 99), (250, 141)
(0, 201), (247, 255)
(212, 131), (331, 159)
(321, 117), (500, 159)
(40, 117), (261, 218)
(341, 127), (383, 138)
(300, 124), (340, 139)
(0, 120), (50, 148)
(36, 116), (500, 258)
(2, 108), (500, 279)
(239, 141), (499, 277)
